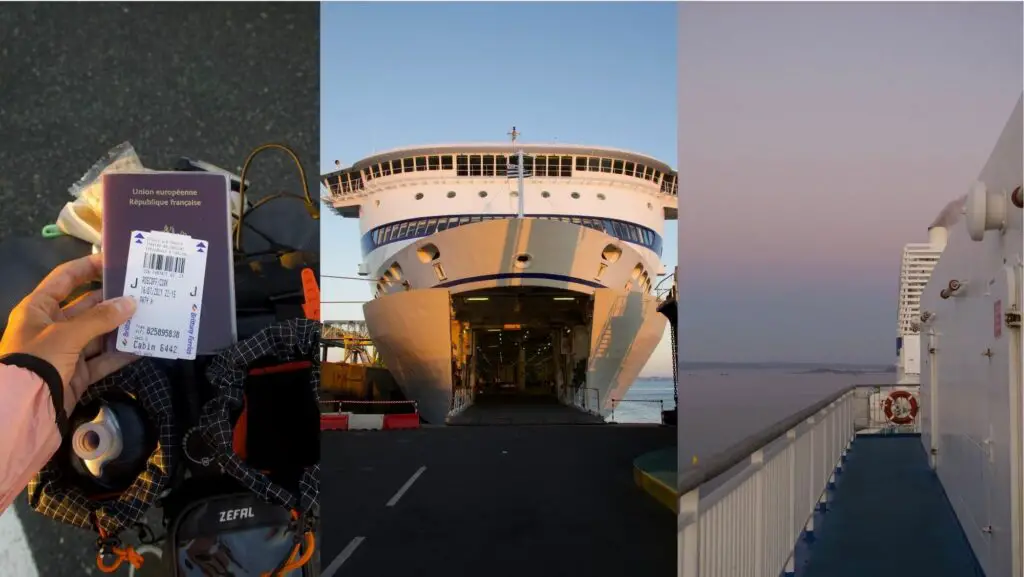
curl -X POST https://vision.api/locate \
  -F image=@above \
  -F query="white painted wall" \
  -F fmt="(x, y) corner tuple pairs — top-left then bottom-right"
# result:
(920, 94), (1022, 577)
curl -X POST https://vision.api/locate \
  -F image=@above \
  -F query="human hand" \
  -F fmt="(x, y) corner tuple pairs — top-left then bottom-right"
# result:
(0, 253), (138, 416)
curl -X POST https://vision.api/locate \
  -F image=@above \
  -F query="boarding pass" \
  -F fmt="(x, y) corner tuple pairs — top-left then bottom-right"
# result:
(116, 230), (209, 360)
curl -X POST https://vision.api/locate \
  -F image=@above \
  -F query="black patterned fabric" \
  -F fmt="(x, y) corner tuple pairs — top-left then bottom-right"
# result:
(201, 318), (320, 515)
(27, 357), (178, 535)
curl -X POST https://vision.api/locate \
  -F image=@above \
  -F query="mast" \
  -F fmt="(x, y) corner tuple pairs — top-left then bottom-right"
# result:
(508, 126), (526, 218)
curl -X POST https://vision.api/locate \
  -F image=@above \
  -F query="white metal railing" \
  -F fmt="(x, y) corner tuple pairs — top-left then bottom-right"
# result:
(448, 388), (472, 417)
(677, 384), (921, 577)
(566, 386), (601, 415)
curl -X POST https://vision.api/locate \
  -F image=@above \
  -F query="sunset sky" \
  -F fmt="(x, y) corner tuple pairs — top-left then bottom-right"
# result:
(677, 2), (1022, 364)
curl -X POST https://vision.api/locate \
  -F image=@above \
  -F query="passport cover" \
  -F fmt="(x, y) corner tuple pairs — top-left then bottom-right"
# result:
(102, 171), (237, 355)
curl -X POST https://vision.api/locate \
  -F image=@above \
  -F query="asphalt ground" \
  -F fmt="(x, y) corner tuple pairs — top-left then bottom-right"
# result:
(0, 4), (318, 576)
(320, 425), (676, 577)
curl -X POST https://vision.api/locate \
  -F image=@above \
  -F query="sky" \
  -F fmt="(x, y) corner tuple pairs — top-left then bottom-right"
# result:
(678, 2), (1023, 365)
(320, 2), (678, 376)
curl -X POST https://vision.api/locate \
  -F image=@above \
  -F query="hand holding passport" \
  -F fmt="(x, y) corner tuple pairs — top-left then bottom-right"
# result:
(101, 172), (238, 359)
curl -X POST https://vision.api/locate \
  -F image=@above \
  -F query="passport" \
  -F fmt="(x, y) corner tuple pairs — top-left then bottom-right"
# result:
(102, 172), (237, 355)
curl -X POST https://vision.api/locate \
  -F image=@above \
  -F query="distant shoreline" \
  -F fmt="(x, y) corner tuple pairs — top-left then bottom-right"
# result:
(638, 362), (896, 380)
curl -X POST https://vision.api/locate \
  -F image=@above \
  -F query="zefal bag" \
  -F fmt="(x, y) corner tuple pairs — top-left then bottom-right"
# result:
(26, 357), (179, 574)
(166, 492), (314, 576)
(167, 318), (321, 576)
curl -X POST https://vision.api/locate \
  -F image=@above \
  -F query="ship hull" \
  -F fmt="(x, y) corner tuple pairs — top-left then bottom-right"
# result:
(362, 218), (667, 424)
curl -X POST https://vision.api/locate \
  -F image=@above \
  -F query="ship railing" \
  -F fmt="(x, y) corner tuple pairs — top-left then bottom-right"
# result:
(609, 398), (665, 424)
(677, 383), (921, 577)
(320, 399), (419, 415)
(566, 386), (601, 415)
(449, 388), (472, 417)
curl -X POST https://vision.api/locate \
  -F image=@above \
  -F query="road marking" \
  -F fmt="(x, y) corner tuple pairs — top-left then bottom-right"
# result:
(321, 536), (366, 577)
(386, 465), (426, 507)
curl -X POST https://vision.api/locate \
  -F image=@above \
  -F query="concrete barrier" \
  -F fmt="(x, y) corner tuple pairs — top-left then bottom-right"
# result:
(383, 413), (420, 430)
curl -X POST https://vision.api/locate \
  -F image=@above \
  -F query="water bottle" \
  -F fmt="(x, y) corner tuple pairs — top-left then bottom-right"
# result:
(68, 398), (155, 493)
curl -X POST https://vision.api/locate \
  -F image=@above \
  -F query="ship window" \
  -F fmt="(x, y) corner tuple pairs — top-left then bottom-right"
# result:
(478, 190), (488, 198)
(392, 160), (405, 175)
(469, 155), (482, 177)
(534, 156), (547, 177)
(396, 222), (409, 239)
(575, 156), (587, 171)
(624, 162), (636, 176)
(441, 155), (454, 170)
(521, 155), (534, 173)
(436, 219), (449, 232)
(456, 155), (469, 176)
(415, 157), (427, 171)
(371, 164), (381, 178)
(653, 170), (662, 184)
(588, 157), (601, 172)
(448, 216), (461, 228)
(548, 156), (559, 175)
(612, 160), (624, 174)
(458, 216), (471, 225)
(541, 191), (550, 198)
(496, 155), (508, 177)
(470, 216), (483, 223)
(597, 193), (606, 200)
(560, 156), (572, 176)
(644, 166), (654, 180)
(381, 162), (393, 177)
(447, 191), (456, 198)
(482, 155), (495, 176)
(413, 219), (428, 236)
(425, 218), (438, 234)
(629, 225), (641, 243)
(600, 158), (612, 173)
(570, 192), (580, 199)
(570, 217), (582, 225)
(428, 156), (440, 170)
(415, 193), (424, 200)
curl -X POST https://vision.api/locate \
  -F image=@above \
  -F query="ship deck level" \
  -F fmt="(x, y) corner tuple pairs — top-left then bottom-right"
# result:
(799, 434), (983, 577)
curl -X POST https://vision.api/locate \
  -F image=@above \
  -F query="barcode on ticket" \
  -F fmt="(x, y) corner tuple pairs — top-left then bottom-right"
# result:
(142, 252), (186, 274)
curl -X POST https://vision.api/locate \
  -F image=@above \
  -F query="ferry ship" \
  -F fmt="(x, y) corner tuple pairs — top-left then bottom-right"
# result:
(322, 133), (678, 424)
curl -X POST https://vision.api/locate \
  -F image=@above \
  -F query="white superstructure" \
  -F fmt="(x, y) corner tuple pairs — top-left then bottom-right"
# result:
(324, 140), (678, 423)
(918, 94), (1022, 577)
(895, 230), (947, 383)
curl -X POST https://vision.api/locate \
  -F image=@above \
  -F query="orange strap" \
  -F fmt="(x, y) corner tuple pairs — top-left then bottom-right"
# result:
(261, 530), (316, 576)
(96, 545), (145, 573)
(301, 268), (320, 321)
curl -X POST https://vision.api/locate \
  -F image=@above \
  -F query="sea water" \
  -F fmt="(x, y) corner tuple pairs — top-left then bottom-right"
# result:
(608, 378), (677, 424)
(677, 368), (892, 472)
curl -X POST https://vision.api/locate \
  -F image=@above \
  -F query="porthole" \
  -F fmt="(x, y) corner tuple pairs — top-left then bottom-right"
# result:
(541, 191), (551, 198)
(513, 253), (533, 270)
(597, 193), (606, 200)
(447, 191), (457, 198)
(510, 191), (519, 198)
(478, 190), (488, 198)
(570, 192), (580, 199)
(415, 193), (424, 200)
(417, 243), (440, 263)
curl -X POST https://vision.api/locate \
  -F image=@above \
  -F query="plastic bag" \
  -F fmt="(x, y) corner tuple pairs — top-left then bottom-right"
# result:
(67, 142), (146, 218)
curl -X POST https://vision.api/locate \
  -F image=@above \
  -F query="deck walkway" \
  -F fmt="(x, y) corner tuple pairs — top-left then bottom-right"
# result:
(801, 434), (984, 577)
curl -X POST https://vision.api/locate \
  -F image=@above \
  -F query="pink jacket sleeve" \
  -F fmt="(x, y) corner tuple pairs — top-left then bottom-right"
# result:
(0, 365), (62, 513)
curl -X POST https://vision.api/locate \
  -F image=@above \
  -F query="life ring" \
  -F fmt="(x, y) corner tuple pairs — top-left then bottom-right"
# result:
(883, 390), (918, 425)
